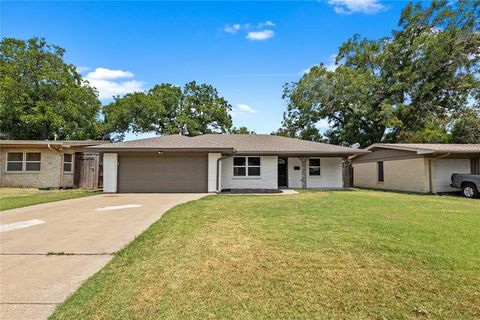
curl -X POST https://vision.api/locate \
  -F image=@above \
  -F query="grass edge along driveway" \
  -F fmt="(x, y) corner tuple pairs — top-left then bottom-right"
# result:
(50, 190), (480, 319)
(0, 188), (98, 211)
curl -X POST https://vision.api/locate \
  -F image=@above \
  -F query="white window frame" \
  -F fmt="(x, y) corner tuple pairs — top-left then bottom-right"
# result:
(233, 156), (261, 177)
(5, 152), (42, 172)
(308, 158), (321, 176)
(63, 153), (73, 173)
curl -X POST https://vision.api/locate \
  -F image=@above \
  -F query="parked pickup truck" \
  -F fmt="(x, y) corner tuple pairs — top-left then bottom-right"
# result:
(451, 174), (480, 198)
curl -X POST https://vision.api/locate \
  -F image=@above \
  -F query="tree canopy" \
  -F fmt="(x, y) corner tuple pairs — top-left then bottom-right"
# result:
(0, 37), (101, 140)
(0, 37), (236, 141)
(102, 81), (233, 140)
(279, 0), (479, 146)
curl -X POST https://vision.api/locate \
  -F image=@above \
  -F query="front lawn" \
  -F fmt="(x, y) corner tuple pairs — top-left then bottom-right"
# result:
(51, 190), (480, 319)
(0, 188), (97, 211)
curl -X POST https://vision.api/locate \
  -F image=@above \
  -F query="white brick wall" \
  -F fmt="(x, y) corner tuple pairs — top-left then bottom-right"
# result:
(221, 156), (278, 190)
(208, 153), (222, 192)
(306, 157), (343, 189)
(103, 153), (118, 193)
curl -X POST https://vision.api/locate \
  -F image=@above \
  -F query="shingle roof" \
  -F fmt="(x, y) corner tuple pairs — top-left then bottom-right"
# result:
(89, 135), (232, 151)
(0, 140), (107, 147)
(88, 134), (367, 156)
(192, 134), (366, 155)
(368, 143), (480, 154)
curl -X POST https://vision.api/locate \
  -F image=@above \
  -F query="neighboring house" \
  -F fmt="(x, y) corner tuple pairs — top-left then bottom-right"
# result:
(87, 134), (367, 193)
(351, 144), (480, 194)
(0, 140), (107, 189)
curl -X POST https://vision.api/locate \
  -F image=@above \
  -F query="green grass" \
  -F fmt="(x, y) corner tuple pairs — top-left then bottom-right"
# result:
(0, 188), (98, 211)
(51, 190), (480, 319)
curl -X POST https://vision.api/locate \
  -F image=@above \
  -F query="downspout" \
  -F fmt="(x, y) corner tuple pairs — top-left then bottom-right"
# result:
(216, 154), (233, 193)
(48, 144), (64, 189)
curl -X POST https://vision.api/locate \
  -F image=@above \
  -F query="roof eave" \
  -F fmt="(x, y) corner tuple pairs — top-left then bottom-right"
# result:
(85, 147), (235, 155)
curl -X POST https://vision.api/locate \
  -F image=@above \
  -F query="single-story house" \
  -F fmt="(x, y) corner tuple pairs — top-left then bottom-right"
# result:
(86, 134), (367, 193)
(0, 140), (107, 189)
(351, 144), (480, 194)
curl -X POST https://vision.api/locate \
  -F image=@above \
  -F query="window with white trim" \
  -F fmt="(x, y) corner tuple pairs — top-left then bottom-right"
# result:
(309, 158), (321, 176)
(233, 156), (261, 177)
(64, 154), (73, 172)
(6, 152), (41, 172)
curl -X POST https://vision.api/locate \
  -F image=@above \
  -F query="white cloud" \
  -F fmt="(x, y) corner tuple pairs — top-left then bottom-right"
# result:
(236, 104), (258, 114)
(83, 67), (145, 100)
(246, 30), (275, 41)
(224, 24), (241, 34)
(230, 104), (258, 117)
(223, 21), (276, 41)
(259, 21), (275, 28)
(85, 67), (134, 80)
(327, 0), (385, 15)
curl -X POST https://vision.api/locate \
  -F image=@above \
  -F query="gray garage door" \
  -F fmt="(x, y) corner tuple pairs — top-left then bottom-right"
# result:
(117, 154), (208, 193)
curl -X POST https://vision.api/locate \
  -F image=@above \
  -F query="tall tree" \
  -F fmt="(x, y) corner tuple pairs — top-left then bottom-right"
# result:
(279, 0), (479, 146)
(0, 37), (101, 140)
(451, 110), (480, 143)
(102, 81), (232, 140)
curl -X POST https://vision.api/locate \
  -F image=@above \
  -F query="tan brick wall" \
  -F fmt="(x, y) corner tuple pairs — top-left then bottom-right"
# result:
(353, 158), (430, 193)
(0, 148), (75, 189)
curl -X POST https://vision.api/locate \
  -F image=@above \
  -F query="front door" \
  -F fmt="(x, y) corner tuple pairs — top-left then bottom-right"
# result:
(278, 157), (288, 188)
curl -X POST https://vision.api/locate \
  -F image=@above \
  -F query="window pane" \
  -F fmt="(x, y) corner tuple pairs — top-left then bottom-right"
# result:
(248, 157), (260, 166)
(64, 163), (72, 172)
(309, 167), (320, 176)
(248, 167), (260, 176)
(233, 167), (246, 176)
(26, 153), (41, 161)
(233, 157), (246, 166)
(377, 161), (384, 182)
(64, 154), (73, 162)
(7, 153), (23, 161)
(26, 162), (41, 171)
(7, 162), (22, 171)
(309, 159), (320, 167)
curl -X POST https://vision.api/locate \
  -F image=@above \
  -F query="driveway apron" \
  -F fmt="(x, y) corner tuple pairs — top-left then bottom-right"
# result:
(0, 193), (206, 320)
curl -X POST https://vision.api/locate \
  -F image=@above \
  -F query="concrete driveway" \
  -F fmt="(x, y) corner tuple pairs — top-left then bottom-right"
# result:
(0, 193), (206, 320)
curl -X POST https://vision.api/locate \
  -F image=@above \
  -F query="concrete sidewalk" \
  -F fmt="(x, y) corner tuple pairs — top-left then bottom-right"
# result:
(0, 193), (206, 320)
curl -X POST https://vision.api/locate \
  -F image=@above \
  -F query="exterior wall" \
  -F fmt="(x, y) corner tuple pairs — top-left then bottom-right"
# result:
(103, 153), (118, 193)
(353, 158), (430, 193)
(221, 156), (278, 190)
(433, 159), (471, 193)
(288, 157), (302, 188)
(0, 147), (75, 189)
(208, 153), (222, 192)
(287, 157), (343, 189)
(307, 157), (343, 189)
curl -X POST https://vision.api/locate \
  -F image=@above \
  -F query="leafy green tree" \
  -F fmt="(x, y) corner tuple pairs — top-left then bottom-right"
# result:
(451, 110), (480, 143)
(280, 0), (479, 146)
(102, 81), (232, 140)
(0, 37), (101, 140)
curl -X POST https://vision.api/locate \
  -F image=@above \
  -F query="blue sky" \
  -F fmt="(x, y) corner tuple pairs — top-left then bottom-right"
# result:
(2, 0), (408, 139)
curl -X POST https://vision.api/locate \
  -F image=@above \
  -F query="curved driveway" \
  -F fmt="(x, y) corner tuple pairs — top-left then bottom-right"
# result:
(0, 193), (206, 320)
